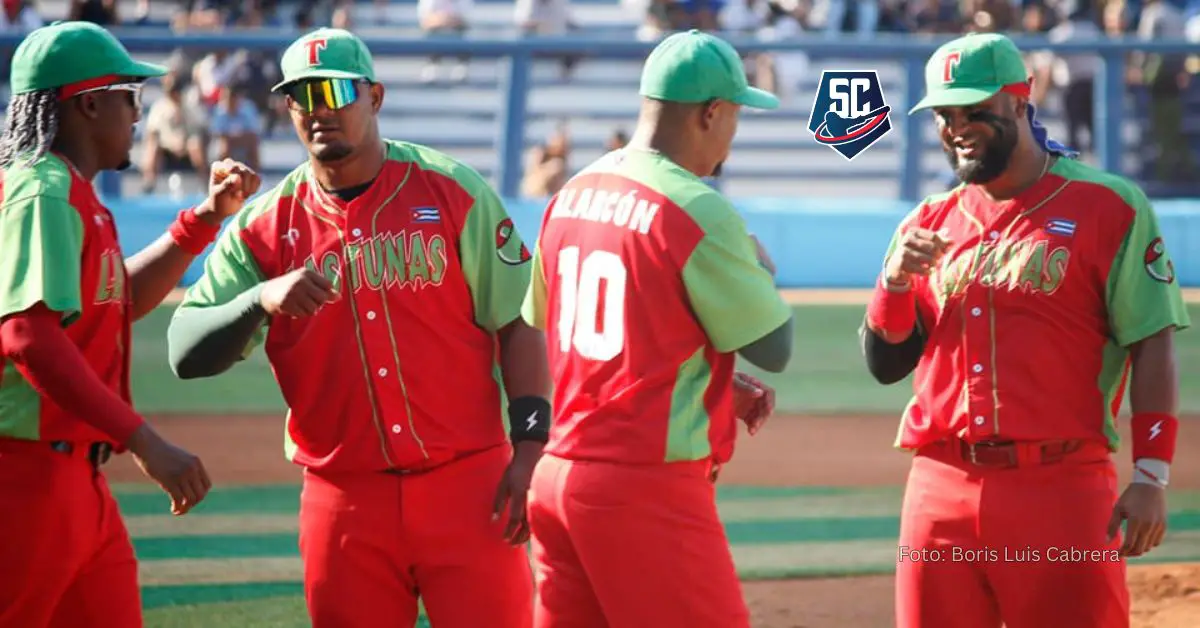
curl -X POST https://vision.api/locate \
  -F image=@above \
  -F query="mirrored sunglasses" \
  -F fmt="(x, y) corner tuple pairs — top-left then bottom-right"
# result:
(73, 82), (144, 111)
(284, 78), (362, 113)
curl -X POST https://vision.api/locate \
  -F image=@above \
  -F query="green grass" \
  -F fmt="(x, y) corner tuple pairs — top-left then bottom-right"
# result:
(131, 303), (1200, 416)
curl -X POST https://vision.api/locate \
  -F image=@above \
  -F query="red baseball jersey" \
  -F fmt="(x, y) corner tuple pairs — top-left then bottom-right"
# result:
(0, 154), (132, 444)
(883, 158), (1191, 451)
(522, 149), (791, 466)
(177, 140), (533, 473)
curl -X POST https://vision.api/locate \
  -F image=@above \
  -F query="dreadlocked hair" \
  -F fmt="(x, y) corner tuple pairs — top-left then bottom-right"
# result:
(0, 89), (59, 169)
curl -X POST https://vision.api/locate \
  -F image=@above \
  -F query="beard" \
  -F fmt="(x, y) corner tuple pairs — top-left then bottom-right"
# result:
(312, 142), (354, 163)
(943, 112), (1018, 184)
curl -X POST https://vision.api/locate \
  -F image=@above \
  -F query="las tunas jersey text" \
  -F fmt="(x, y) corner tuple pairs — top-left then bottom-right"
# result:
(177, 140), (533, 472)
(888, 158), (1190, 452)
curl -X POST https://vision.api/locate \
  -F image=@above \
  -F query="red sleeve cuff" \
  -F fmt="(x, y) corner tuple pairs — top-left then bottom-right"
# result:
(0, 306), (144, 445)
(866, 276), (917, 336)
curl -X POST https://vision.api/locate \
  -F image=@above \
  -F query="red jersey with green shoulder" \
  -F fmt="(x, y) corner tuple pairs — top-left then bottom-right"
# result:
(176, 140), (532, 473)
(881, 158), (1191, 451)
(521, 149), (790, 466)
(0, 154), (132, 445)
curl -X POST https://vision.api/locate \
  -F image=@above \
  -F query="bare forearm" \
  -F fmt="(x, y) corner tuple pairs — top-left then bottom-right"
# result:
(1129, 328), (1179, 415)
(126, 231), (201, 320)
(498, 319), (552, 400)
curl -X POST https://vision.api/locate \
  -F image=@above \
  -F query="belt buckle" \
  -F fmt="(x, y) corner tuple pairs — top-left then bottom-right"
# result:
(966, 440), (1014, 467)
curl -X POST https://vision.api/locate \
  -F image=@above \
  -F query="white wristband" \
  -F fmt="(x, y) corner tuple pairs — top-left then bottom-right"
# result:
(1134, 458), (1170, 488)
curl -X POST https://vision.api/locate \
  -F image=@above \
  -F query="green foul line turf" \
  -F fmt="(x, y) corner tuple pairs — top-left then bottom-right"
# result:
(142, 582), (303, 610)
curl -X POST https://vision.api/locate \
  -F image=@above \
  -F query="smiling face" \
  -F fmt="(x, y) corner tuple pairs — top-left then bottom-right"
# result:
(933, 92), (1023, 185)
(283, 78), (383, 163)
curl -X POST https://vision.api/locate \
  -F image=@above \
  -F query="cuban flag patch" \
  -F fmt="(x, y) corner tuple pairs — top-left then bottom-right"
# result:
(1045, 218), (1076, 237)
(412, 207), (441, 223)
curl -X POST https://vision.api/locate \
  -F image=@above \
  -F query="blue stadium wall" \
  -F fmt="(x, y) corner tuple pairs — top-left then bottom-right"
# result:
(114, 195), (1200, 289)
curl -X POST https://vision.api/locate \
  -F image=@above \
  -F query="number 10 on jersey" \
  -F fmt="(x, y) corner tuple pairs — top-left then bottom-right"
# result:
(556, 246), (627, 361)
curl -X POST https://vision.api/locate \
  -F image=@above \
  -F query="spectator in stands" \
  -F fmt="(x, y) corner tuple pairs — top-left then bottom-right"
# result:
(1130, 0), (1195, 181)
(1, 0), (41, 30)
(69, 0), (118, 24)
(961, 0), (1016, 32)
(904, 0), (963, 33)
(522, 125), (570, 197)
(606, 129), (629, 151)
(210, 83), (262, 175)
(141, 72), (210, 193)
(812, 0), (881, 37)
(173, 0), (238, 31)
(1027, 0), (1101, 157)
(418, 0), (472, 84)
(192, 49), (241, 108)
(515, 0), (579, 80)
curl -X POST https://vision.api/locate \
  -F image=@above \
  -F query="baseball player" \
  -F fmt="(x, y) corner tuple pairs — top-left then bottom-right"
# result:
(0, 22), (258, 627)
(861, 32), (1190, 628)
(166, 28), (550, 627)
(521, 29), (794, 628)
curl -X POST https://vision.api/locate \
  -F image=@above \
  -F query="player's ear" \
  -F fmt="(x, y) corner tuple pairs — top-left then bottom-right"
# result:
(368, 82), (384, 114)
(73, 93), (102, 121)
(700, 99), (720, 130)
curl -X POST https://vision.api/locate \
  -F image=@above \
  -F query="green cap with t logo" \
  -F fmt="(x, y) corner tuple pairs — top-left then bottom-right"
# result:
(908, 33), (1030, 114)
(272, 28), (376, 92)
(9, 21), (166, 95)
(639, 29), (779, 110)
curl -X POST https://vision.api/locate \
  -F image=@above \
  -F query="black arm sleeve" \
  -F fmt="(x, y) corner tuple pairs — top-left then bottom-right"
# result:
(859, 317), (926, 385)
(167, 284), (269, 380)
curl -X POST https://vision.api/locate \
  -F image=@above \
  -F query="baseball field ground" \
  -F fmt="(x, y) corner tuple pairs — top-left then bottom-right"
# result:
(114, 290), (1200, 627)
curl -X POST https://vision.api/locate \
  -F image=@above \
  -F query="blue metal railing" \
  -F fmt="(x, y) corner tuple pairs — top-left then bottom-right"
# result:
(1, 30), (1196, 201)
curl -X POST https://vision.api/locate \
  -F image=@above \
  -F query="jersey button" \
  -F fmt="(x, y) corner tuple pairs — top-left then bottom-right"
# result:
(352, 228), (363, 237)
(971, 307), (982, 317)
(391, 425), (402, 434)
(974, 416), (986, 425)
(378, 368), (388, 377)
(989, 230), (1000, 240)
(972, 364), (983, 373)
(367, 311), (377, 321)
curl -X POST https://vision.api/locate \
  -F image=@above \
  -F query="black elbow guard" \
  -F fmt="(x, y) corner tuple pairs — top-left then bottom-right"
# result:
(860, 322), (925, 385)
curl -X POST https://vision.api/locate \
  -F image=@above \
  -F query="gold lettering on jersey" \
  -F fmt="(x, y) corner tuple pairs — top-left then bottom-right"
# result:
(303, 231), (448, 294)
(93, 249), (126, 304)
(933, 236), (1072, 304)
(548, 187), (660, 235)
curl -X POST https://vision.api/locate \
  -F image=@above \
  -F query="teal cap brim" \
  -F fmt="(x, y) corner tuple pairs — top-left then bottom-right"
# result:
(908, 85), (1001, 114)
(731, 86), (780, 110)
(122, 60), (168, 79)
(272, 69), (369, 92)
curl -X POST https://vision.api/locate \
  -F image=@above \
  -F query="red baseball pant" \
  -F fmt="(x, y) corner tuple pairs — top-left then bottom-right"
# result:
(896, 440), (1128, 628)
(299, 443), (534, 627)
(0, 438), (141, 628)
(528, 453), (749, 628)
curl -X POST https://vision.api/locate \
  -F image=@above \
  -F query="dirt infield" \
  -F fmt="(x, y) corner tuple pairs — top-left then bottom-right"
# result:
(108, 413), (1200, 627)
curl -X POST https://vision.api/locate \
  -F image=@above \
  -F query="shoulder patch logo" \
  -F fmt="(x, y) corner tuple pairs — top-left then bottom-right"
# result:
(808, 70), (892, 161)
(1144, 237), (1176, 284)
(1045, 218), (1076, 237)
(495, 218), (531, 266)
(305, 39), (328, 66)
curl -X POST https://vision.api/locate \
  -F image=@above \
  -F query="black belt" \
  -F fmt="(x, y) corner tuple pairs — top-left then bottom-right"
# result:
(49, 441), (113, 469)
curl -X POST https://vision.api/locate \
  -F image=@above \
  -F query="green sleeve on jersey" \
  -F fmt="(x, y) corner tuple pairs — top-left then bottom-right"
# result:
(520, 242), (547, 331)
(682, 209), (790, 354)
(0, 193), (85, 325)
(176, 210), (270, 357)
(1105, 192), (1191, 347)
(457, 173), (533, 332)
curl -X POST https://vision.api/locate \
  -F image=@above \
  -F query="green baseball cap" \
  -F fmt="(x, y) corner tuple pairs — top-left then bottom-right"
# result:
(9, 21), (166, 96)
(909, 33), (1029, 114)
(639, 29), (779, 110)
(272, 28), (376, 92)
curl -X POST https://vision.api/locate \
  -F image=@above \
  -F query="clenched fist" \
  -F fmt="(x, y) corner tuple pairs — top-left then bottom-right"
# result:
(259, 268), (339, 317)
(885, 228), (954, 288)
